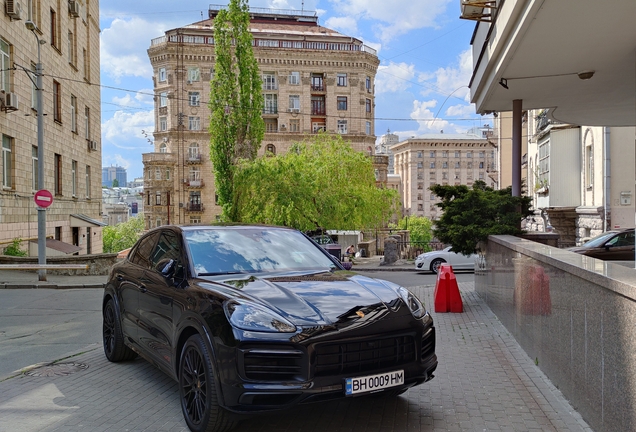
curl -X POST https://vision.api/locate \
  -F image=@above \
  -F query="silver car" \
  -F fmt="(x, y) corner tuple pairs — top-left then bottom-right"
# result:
(415, 246), (477, 273)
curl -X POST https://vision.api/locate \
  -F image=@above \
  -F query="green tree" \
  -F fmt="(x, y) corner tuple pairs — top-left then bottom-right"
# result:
(233, 134), (399, 231)
(431, 181), (533, 255)
(102, 215), (145, 254)
(3, 238), (28, 257)
(396, 216), (433, 246)
(111, 179), (119, 188)
(209, 0), (264, 221)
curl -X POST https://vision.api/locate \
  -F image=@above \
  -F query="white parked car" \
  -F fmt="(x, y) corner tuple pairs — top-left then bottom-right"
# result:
(415, 246), (478, 274)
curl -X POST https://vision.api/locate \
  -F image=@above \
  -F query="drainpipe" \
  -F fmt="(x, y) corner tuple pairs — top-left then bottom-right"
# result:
(604, 127), (610, 232)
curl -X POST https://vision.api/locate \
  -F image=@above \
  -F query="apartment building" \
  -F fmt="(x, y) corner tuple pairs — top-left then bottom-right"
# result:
(144, 6), (380, 227)
(0, 0), (103, 255)
(376, 129), (399, 174)
(392, 133), (497, 220)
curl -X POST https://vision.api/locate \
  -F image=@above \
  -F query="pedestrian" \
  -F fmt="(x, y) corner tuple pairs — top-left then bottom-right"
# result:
(345, 245), (355, 260)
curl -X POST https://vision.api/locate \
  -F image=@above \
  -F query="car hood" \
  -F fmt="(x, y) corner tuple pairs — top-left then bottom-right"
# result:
(199, 272), (402, 326)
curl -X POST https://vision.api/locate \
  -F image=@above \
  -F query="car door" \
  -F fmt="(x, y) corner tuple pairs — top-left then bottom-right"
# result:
(116, 231), (160, 343)
(137, 229), (184, 370)
(601, 231), (635, 260)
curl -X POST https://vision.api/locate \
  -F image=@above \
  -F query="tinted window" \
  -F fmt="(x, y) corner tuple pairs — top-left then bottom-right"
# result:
(129, 232), (159, 269)
(150, 231), (182, 268)
(184, 228), (337, 275)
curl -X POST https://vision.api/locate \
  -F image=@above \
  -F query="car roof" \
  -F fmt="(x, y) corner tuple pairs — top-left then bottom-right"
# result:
(154, 224), (297, 233)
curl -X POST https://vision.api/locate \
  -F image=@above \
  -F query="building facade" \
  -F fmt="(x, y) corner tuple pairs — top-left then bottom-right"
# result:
(0, 0), (103, 255)
(392, 133), (497, 220)
(102, 165), (127, 188)
(143, 6), (380, 228)
(376, 129), (399, 174)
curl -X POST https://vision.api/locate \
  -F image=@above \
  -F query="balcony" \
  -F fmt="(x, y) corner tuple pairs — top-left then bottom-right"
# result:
(143, 152), (176, 165)
(311, 84), (325, 92)
(187, 179), (204, 188)
(311, 100), (326, 115)
(185, 202), (204, 212)
(187, 153), (203, 163)
(262, 106), (278, 115)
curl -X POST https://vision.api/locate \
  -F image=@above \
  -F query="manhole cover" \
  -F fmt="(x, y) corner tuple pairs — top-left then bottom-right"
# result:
(25, 362), (88, 377)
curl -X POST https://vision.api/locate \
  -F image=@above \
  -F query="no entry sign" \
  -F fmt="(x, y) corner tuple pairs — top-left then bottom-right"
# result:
(34, 189), (53, 208)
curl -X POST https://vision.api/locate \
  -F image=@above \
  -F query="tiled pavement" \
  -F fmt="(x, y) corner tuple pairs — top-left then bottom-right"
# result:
(0, 282), (592, 432)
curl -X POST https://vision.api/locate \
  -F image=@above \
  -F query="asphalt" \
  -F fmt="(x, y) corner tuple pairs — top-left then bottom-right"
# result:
(0, 255), (414, 289)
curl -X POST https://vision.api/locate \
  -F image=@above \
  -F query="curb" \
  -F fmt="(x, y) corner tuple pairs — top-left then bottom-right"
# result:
(1, 283), (105, 289)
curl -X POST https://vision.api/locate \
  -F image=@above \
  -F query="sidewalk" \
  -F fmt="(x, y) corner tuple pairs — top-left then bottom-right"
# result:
(0, 256), (416, 289)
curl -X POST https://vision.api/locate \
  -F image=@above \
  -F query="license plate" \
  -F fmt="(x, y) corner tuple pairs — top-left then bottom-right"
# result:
(345, 370), (404, 395)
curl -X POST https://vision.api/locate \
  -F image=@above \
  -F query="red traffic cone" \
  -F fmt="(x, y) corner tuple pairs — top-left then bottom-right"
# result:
(434, 264), (463, 313)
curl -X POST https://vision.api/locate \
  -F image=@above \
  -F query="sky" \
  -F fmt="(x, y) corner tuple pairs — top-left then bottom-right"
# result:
(99, 0), (494, 180)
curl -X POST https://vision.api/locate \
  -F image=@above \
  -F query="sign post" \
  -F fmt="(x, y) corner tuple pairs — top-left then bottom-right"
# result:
(34, 189), (53, 208)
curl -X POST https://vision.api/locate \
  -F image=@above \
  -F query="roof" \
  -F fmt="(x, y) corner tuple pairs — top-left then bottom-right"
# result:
(29, 239), (82, 255)
(70, 214), (108, 227)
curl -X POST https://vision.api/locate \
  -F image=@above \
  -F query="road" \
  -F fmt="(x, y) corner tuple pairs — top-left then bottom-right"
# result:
(356, 269), (475, 289)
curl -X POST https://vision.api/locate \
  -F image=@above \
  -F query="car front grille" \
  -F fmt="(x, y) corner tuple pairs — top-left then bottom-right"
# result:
(421, 326), (435, 361)
(241, 347), (306, 381)
(314, 334), (416, 377)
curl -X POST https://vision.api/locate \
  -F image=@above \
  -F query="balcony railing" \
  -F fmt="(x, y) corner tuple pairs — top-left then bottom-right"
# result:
(187, 179), (204, 187)
(311, 84), (325, 92)
(187, 153), (203, 163)
(311, 101), (325, 115)
(186, 203), (204, 212)
(142, 152), (177, 164)
(262, 107), (278, 115)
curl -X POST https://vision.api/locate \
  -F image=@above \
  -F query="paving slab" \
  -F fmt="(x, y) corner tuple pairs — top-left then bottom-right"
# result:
(0, 282), (592, 432)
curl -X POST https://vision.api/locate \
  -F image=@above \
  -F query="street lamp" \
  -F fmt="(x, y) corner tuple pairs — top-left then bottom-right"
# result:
(26, 20), (47, 281)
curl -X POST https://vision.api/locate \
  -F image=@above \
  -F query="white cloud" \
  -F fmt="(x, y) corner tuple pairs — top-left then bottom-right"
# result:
(419, 49), (473, 100)
(104, 154), (132, 171)
(445, 104), (476, 117)
(328, 0), (450, 43)
(100, 18), (165, 81)
(102, 110), (154, 148)
(324, 16), (358, 34)
(376, 62), (416, 94)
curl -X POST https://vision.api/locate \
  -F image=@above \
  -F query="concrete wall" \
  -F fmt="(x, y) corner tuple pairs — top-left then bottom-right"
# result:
(0, 254), (118, 275)
(476, 235), (636, 432)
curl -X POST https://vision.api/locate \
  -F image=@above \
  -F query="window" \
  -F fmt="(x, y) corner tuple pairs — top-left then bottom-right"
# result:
(442, 162), (448, 168)
(189, 143), (199, 159)
(32, 146), (38, 190)
(2, 135), (12, 189)
(538, 140), (550, 187)
(188, 92), (200, 106)
(417, 183), (423, 190)
(366, 121), (371, 135)
(189, 216), (201, 224)
(455, 162), (460, 168)
(479, 161), (484, 169)
(479, 151), (485, 158)
(429, 162), (435, 169)
(53, 81), (61, 122)
(289, 95), (300, 111)
(365, 98), (372, 112)
(337, 120), (347, 134)
(68, 30), (76, 65)
(188, 67), (200, 82)
(262, 72), (277, 90)
(337, 73), (347, 86)
(54, 153), (62, 195)
(189, 166), (200, 182)
(50, 9), (58, 49)
(455, 151), (460, 158)
(159, 143), (167, 153)
(467, 162), (473, 169)
(71, 160), (77, 196)
(85, 166), (91, 198)
(417, 151), (423, 158)
(159, 92), (167, 107)
(263, 94), (277, 114)
(365, 76), (371, 91)
(585, 143), (593, 188)
(265, 119), (277, 133)
(467, 151), (473, 158)
(155, 168), (161, 180)
(290, 119), (300, 132)
(0, 39), (9, 92)
(289, 71), (300, 85)
(479, 172), (485, 180)
(84, 106), (90, 139)
(311, 74), (324, 91)
(82, 48), (88, 80)
(166, 168), (170, 180)
(156, 191), (161, 205)
(337, 96), (347, 111)
(188, 116), (200, 130)
(429, 171), (435, 180)
(442, 151), (448, 157)
(70, 95), (77, 133)
(442, 172), (448, 180)
(159, 67), (166, 82)
(159, 116), (167, 131)
(30, 63), (37, 109)
(266, 144), (276, 154)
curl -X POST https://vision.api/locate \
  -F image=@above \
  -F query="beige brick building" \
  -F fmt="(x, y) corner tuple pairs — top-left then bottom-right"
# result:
(144, 6), (380, 227)
(0, 0), (103, 255)
(392, 131), (497, 220)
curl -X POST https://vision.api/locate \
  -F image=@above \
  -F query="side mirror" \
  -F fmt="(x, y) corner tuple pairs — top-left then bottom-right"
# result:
(156, 258), (176, 278)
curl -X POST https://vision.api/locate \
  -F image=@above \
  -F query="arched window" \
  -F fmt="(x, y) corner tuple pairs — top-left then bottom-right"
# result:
(159, 143), (167, 153)
(266, 144), (276, 155)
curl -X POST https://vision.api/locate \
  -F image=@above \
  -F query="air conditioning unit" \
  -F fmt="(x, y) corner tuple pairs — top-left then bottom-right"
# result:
(2, 92), (19, 112)
(88, 140), (98, 151)
(68, 0), (80, 17)
(5, 0), (22, 20)
(288, 108), (299, 113)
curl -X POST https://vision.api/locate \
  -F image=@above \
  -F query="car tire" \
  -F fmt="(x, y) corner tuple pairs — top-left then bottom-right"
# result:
(102, 299), (137, 362)
(179, 334), (236, 432)
(430, 258), (446, 274)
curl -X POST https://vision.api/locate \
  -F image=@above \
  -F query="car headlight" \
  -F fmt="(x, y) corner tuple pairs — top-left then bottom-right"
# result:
(224, 300), (297, 333)
(397, 286), (426, 319)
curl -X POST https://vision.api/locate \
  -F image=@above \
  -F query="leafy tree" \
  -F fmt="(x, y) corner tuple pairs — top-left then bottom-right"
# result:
(112, 179), (119, 188)
(233, 134), (399, 231)
(209, 0), (264, 221)
(3, 238), (28, 257)
(103, 215), (145, 254)
(396, 216), (433, 246)
(431, 180), (533, 255)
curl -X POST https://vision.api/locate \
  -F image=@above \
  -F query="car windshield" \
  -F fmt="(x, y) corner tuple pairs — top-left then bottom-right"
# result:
(184, 228), (338, 276)
(581, 231), (624, 248)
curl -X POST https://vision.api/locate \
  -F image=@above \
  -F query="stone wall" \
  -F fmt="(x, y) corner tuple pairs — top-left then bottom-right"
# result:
(0, 254), (119, 275)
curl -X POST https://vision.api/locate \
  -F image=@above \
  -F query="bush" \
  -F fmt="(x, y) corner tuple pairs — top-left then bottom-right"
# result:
(3, 238), (28, 257)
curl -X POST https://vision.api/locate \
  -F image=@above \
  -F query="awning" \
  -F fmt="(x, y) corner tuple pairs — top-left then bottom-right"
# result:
(29, 239), (82, 254)
(70, 214), (107, 227)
